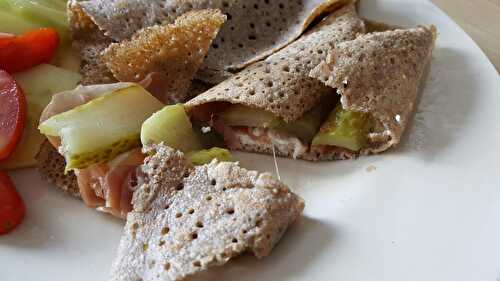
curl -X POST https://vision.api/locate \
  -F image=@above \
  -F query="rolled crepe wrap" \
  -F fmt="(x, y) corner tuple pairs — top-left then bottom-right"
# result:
(185, 4), (365, 161)
(310, 26), (437, 154)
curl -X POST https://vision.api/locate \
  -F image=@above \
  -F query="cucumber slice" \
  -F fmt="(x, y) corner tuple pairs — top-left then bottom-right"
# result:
(39, 85), (163, 170)
(220, 104), (282, 128)
(14, 64), (81, 119)
(5, 0), (70, 40)
(0, 10), (40, 34)
(312, 105), (374, 151)
(0, 64), (81, 170)
(186, 147), (232, 165)
(141, 104), (202, 152)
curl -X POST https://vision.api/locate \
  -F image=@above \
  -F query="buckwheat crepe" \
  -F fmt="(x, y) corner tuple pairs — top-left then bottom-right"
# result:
(310, 25), (437, 154)
(186, 4), (366, 160)
(70, 0), (352, 84)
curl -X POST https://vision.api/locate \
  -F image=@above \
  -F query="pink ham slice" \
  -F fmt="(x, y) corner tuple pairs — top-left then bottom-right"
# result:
(74, 149), (145, 219)
(40, 83), (152, 219)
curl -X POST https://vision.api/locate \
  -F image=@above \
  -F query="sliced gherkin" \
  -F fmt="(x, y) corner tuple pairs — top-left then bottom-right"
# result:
(39, 84), (163, 171)
(312, 105), (374, 151)
(220, 104), (282, 128)
(275, 96), (337, 143)
(141, 104), (202, 152)
(186, 147), (232, 166)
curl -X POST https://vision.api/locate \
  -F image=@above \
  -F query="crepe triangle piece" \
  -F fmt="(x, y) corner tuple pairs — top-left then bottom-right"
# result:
(310, 25), (437, 153)
(77, 0), (353, 83)
(101, 9), (226, 104)
(110, 144), (304, 281)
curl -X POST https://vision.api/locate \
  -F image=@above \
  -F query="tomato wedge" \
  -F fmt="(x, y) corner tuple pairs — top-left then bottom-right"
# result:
(0, 70), (27, 160)
(0, 172), (25, 235)
(0, 28), (59, 73)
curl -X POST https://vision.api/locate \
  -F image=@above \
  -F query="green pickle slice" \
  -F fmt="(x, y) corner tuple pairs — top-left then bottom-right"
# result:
(220, 104), (282, 128)
(39, 85), (163, 171)
(219, 95), (336, 143)
(275, 97), (335, 143)
(186, 147), (232, 166)
(312, 105), (374, 151)
(141, 104), (203, 152)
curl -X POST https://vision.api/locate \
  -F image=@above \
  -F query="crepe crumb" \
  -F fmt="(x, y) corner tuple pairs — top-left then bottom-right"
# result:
(366, 165), (377, 172)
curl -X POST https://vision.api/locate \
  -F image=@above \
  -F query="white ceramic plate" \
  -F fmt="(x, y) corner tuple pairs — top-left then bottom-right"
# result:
(2, 1), (500, 280)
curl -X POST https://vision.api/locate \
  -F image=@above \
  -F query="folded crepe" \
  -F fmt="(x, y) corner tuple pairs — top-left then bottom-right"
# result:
(68, 4), (225, 104)
(69, 0), (352, 84)
(111, 144), (304, 281)
(102, 9), (226, 104)
(310, 25), (437, 154)
(185, 8), (437, 160)
(185, 4), (366, 161)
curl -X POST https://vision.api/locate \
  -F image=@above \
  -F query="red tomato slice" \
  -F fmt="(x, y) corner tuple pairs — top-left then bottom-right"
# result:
(0, 172), (25, 235)
(0, 70), (27, 160)
(0, 28), (59, 73)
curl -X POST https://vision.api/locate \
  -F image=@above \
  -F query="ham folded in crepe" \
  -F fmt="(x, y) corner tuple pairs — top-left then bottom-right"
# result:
(186, 6), (437, 160)
(185, 4), (366, 161)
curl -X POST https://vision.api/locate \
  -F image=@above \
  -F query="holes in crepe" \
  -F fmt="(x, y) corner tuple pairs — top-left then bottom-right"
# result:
(255, 219), (263, 227)
(253, 4), (259, 9)
(248, 35), (257, 41)
(159, 240), (165, 247)
(190, 232), (198, 240)
(164, 204), (170, 210)
(282, 66), (290, 72)
(238, 43), (244, 48)
(161, 227), (170, 235)
(206, 195), (213, 201)
(222, 1), (229, 7)
(164, 263), (171, 271)
(266, 21), (271, 27)
(175, 212), (182, 218)
(279, 3), (285, 9)
(226, 13), (232, 20)
(188, 208), (195, 215)
(226, 208), (235, 215)
(266, 81), (274, 88)
(248, 90), (256, 96)
(211, 179), (216, 186)
(193, 261), (201, 267)
(176, 183), (184, 191)
(264, 0), (270, 4)
(196, 221), (204, 228)
(249, 23), (255, 29)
